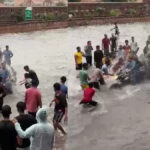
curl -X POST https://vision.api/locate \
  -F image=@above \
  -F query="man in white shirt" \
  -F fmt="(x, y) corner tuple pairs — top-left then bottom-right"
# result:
(130, 36), (139, 54)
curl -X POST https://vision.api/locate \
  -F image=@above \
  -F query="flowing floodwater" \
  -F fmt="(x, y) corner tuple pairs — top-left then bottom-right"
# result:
(1, 22), (150, 150)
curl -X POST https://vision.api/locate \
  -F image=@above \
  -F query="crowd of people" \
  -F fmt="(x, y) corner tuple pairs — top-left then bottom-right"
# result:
(0, 66), (69, 150)
(0, 45), (68, 150)
(0, 22), (150, 150)
(74, 23), (149, 106)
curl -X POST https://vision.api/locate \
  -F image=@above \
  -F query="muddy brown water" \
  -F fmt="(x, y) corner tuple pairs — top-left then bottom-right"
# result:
(0, 22), (150, 150)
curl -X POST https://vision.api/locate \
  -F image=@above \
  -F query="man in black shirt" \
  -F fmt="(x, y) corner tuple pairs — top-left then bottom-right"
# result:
(50, 83), (68, 135)
(24, 65), (39, 87)
(0, 105), (17, 150)
(94, 45), (104, 68)
(0, 77), (6, 112)
(15, 101), (37, 150)
(110, 34), (117, 54)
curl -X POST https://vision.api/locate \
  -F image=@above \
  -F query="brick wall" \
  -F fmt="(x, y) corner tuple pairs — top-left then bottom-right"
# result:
(0, 6), (68, 22)
(68, 2), (150, 18)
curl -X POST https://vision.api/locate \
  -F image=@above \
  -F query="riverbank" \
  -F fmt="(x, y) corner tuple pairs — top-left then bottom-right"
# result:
(1, 16), (150, 34)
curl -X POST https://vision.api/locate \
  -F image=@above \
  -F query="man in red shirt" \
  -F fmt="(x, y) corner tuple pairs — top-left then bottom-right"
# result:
(80, 83), (98, 106)
(102, 34), (110, 56)
(25, 81), (42, 117)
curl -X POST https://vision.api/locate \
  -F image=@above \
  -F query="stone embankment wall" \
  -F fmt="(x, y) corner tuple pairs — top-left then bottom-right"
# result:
(68, 2), (150, 18)
(0, 3), (150, 34)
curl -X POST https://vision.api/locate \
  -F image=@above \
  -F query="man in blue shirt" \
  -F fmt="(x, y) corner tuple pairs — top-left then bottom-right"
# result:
(0, 63), (10, 85)
(3, 45), (13, 66)
(60, 76), (68, 98)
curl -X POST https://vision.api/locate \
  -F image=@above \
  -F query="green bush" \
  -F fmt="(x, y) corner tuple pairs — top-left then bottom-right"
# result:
(0, 0), (4, 3)
(109, 9), (121, 17)
(56, 13), (68, 21)
(43, 13), (55, 21)
(16, 15), (24, 22)
(95, 7), (105, 15)
(129, 8), (136, 16)
(55, 2), (66, 7)
(84, 12), (93, 19)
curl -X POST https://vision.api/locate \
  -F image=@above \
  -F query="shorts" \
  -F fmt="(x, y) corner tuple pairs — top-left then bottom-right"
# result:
(81, 84), (89, 90)
(76, 63), (82, 70)
(92, 82), (100, 89)
(80, 101), (98, 106)
(53, 111), (64, 123)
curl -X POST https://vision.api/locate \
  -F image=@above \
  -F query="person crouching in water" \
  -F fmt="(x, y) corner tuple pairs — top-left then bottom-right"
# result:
(79, 63), (90, 90)
(80, 82), (98, 106)
(102, 55), (112, 75)
(90, 67), (105, 89)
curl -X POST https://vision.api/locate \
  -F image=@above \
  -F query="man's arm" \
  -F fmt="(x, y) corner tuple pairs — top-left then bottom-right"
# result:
(74, 54), (78, 65)
(37, 92), (42, 108)
(14, 121), (35, 138)
(10, 51), (13, 58)
(102, 40), (104, 50)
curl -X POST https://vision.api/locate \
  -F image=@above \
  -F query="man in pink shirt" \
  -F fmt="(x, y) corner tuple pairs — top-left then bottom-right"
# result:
(25, 81), (42, 117)
(102, 34), (110, 56)
(80, 83), (98, 106)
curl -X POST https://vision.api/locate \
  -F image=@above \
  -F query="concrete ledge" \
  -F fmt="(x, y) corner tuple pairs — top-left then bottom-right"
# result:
(0, 16), (150, 34)
(68, 16), (150, 27)
(0, 21), (68, 34)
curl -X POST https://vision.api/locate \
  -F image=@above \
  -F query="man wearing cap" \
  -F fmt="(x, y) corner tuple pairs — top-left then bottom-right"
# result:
(0, 105), (17, 150)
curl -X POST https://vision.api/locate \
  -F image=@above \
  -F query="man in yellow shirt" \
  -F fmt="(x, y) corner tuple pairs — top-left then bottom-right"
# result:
(74, 47), (84, 70)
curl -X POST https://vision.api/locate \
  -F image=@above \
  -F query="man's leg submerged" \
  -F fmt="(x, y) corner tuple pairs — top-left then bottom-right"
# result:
(54, 122), (67, 135)
(89, 101), (98, 106)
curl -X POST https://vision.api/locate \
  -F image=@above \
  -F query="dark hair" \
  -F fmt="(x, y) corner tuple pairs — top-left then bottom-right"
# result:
(31, 80), (37, 87)
(2, 105), (11, 118)
(24, 65), (29, 71)
(96, 45), (100, 50)
(88, 82), (93, 88)
(16, 101), (26, 113)
(125, 40), (128, 43)
(82, 63), (88, 69)
(53, 82), (61, 91)
(6, 45), (9, 48)
(76, 47), (81, 51)
(61, 76), (67, 83)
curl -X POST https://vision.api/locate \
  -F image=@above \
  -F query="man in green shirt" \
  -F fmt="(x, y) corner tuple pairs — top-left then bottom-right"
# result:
(79, 63), (90, 89)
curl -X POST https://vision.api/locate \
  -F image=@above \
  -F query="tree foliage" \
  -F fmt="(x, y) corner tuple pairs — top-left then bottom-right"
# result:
(0, 0), (4, 3)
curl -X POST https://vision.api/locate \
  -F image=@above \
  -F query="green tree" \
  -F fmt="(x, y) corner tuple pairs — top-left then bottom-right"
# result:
(0, 0), (4, 3)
